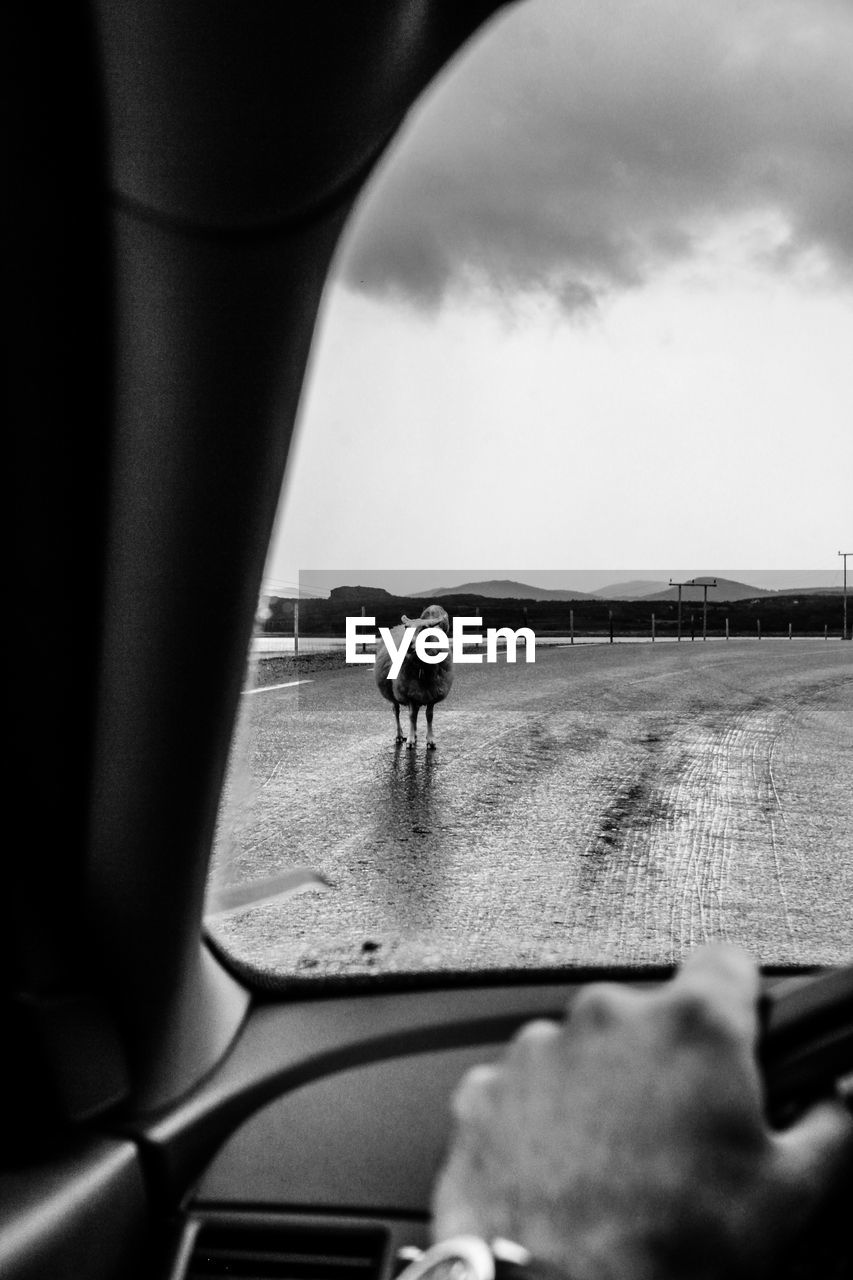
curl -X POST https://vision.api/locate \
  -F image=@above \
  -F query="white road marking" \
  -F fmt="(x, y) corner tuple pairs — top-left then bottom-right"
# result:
(242, 679), (313, 695)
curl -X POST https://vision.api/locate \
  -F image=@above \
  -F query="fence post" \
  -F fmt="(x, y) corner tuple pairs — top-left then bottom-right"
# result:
(294, 599), (299, 659)
(725, 616), (729, 641)
(570, 609), (574, 645)
(757, 618), (761, 641)
(825, 623), (828, 640)
(690, 613), (695, 642)
(651, 613), (655, 642)
(788, 622), (792, 640)
(609, 610), (614, 644)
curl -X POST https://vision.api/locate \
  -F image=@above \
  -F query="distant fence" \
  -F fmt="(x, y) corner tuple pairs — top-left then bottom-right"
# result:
(254, 615), (845, 658)
(256, 589), (852, 654)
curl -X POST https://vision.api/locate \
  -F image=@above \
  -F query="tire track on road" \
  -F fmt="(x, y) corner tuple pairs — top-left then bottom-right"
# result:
(589, 679), (850, 961)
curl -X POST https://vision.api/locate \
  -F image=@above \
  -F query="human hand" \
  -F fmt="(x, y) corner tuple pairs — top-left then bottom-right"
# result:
(432, 946), (852, 1280)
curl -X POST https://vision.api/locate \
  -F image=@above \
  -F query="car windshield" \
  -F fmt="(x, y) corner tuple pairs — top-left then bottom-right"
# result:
(206, 0), (853, 986)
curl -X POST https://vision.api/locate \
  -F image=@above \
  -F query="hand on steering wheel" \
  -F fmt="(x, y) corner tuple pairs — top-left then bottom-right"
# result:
(432, 946), (853, 1280)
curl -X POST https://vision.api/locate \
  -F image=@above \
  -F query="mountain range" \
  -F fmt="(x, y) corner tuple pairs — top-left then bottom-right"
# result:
(410, 577), (843, 603)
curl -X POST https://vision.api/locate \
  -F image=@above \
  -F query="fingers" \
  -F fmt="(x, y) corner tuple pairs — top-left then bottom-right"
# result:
(437, 1062), (510, 1242)
(568, 981), (643, 1033)
(431, 1152), (493, 1241)
(665, 944), (762, 1045)
(506, 1017), (562, 1060)
(452, 948), (766, 1153)
(453, 1023), (561, 1128)
(452, 1062), (504, 1127)
(773, 1098), (853, 1196)
(678, 943), (760, 1003)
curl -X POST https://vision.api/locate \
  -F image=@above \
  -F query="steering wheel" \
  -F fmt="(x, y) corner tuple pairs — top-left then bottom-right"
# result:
(761, 964), (853, 1122)
(759, 966), (853, 1279)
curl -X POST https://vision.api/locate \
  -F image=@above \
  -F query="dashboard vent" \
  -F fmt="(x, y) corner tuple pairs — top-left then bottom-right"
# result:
(186, 1221), (388, 1280)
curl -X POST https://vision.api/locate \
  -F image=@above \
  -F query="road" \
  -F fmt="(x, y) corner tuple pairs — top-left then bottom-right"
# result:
(209, 640), (853, 981)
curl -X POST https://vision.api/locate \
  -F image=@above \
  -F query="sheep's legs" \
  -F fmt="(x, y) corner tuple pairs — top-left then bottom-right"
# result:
(425, 703), (436, 750)
(395, 702), (435, 750)
(407, 703), (419, 749)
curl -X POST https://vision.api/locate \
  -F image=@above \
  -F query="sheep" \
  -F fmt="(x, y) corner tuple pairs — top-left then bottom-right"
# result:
(374, 604), (454, 749)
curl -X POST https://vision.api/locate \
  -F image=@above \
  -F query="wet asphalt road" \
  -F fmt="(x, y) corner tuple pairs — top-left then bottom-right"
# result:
(209, 640), (853, 979)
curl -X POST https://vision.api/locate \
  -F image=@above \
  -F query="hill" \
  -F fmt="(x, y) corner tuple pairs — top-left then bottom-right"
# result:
(328, 585), (394, 602)
(411, 578), (596, 601)
(644, 576), (773, 603)
(596, 579), (845, 601)
(590, 579), (668, 599)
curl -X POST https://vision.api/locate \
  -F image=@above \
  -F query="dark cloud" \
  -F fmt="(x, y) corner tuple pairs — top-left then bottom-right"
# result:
(339, 0), (853, 313)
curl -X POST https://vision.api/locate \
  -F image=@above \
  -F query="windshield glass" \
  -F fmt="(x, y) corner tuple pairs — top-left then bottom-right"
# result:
(206, 0), (853, 985)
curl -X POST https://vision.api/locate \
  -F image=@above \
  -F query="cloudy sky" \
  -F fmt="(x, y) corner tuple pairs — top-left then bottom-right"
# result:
(265, 0), (852, 597)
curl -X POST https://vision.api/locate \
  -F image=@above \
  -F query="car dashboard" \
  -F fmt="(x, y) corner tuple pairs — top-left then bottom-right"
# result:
(151, 967), (852, 1280)
(156, 981), (579, 1279)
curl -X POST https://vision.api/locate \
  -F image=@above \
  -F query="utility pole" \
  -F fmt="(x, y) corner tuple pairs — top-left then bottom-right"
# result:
(840, 552), (851, 641)
(669, 578), (717, 642)
(670, 580), (684, 641)
(701, 580), (716, 640)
